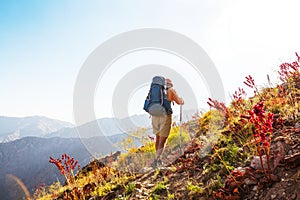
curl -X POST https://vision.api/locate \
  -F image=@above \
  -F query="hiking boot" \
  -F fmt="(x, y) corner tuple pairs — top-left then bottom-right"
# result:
(151, 159), (158, 168)
(156, 159), (163, 166)
(151, 159), (163, 168)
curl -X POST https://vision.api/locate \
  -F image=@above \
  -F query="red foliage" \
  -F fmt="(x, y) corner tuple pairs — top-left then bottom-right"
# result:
(207, 98), (229, 118)
(49, 154), (80, 184)
(243, 75), (255, 89)
(248, 101), (274, 147)
(212, 167), (258, 199)
(278, 52), (300, 82)
(246, 101), (274, 181)
(233, 87), (246, 103)
(296, 52), (300, 62)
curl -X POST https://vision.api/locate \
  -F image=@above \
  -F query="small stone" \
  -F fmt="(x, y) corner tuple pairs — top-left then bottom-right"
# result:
(136, 188), (142, 193)
(270, 174), (280, 182)
(145, 183), (155, 188)
(251, 156), (267, 170)
(271, 194), (277, 199)
(172, 173), (181, 178)
(282, 192), (286, 196)
(159, 166), (168, 171)
(285, 173), (289, 177)
(291, 193), (297, 200)
(140, 167), (152, 173)
(234, 167), (245, 174)
(252, 186), (258, 191)
(245, 178), (258, 185)
(142, 192), (148, 196)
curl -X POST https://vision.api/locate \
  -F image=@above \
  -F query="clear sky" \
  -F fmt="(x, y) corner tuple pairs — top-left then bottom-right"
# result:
(1, 0), (299, 124)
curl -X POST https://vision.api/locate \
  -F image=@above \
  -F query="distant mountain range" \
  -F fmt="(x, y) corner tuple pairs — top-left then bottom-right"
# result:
(46, 114), (152, 139)
(0, 110), (197, 143)
(0, 115), (152, 143)
(0, 135), (127, 200)
(0, 116), (74, 143)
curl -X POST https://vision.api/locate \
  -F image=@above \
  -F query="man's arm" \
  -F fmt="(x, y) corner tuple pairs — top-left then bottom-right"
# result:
(167, 88), (184, 105)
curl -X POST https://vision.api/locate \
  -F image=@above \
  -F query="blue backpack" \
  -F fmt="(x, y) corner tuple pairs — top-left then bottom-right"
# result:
(143, 76), (173, 116)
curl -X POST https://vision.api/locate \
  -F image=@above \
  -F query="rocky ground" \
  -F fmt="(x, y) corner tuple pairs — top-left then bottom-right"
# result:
(68, 116), (299, 200)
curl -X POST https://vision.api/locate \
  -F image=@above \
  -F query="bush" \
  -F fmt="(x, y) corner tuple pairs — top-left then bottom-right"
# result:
(167, 126), (190, 150)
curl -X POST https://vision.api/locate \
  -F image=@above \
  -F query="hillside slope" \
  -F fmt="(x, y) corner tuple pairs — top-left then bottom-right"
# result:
(33, 54), (300, 200)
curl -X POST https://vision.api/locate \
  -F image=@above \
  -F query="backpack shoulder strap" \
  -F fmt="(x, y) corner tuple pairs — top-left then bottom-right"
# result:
(160, 86), (163, 105)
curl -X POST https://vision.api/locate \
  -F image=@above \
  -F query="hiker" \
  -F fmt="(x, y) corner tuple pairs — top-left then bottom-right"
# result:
(144, 76), (184, 167)
(153, 78), (184, 167)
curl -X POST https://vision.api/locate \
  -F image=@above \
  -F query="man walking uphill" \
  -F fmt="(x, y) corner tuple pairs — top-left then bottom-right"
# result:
(151, 78), (184, 167)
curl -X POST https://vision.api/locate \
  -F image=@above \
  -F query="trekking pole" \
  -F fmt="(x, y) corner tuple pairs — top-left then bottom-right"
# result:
(179, 105), (183, 155)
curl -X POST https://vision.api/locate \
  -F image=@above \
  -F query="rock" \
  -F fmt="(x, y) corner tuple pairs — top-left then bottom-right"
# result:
(99, 151), (121, 164)
(244, 178), (258, 185)
(272, 142), (285, 170)
(158, 166), (169, 171)
(282, 192), (286, 196)
(250, 156), (267, 170)
(140, 167), (152, 173)
(145, 183), (155, 188)
(271, 194), (276, 199)
(285, 173), (289, 177)
(291, 193), (297, 200)
(270, 174), (280, 182)
(142, 191), (148, 196)
(252, 185), (258, 191)
(136, 188), (142, 193)
(284, 152), (300, 168)
(254, 173), (264, 179)
(234, 167), (246, 174)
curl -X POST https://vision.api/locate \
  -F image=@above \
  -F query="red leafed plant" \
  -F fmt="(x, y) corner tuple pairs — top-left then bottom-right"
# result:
(207, 98), (229, 118)
(244, 75), (260, 97)
(233, 87), (246, 103)
(278, 52), (300, 82)
(49, 154), (80, 185)
(248, 101), (274, 180)
(277, 53), (300, 113)
(243, 75), (255, 89)
(232, 87), (247, 111)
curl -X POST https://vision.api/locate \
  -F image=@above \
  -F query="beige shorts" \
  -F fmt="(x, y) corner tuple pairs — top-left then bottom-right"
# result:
(152, 114), (172, 137)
